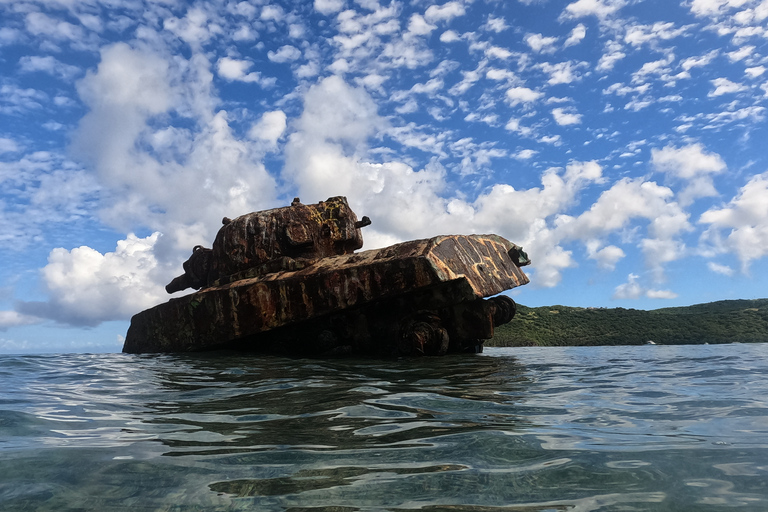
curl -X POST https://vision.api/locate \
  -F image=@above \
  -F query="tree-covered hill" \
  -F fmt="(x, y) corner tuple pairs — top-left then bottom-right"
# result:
(489, 299), (768, 347)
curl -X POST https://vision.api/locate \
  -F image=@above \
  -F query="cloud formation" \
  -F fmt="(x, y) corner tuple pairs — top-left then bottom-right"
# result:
(73, 42), (278, 247)
(17, 234), (167, 326)
(651, 144), (726, 205)
(1, 0), (768, 343)
(700, 172), (768, 272)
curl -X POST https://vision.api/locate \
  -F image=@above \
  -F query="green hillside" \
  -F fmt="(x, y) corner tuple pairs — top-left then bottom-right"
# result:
(489, 299), (768, 347)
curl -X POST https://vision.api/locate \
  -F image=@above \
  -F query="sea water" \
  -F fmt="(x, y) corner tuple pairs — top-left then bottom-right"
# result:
(2, 344), (768, 511)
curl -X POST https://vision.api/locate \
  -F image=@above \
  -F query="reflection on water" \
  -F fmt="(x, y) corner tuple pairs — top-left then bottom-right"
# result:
(209, 464), (469, 497)
(145, 353), (532, 456)
(2, 344), (768, 511)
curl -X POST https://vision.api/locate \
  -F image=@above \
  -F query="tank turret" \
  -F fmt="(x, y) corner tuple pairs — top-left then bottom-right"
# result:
(166, 196), (371, 293)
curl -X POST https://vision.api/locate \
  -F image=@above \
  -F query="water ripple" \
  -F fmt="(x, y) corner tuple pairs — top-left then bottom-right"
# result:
(1, 345), (768, 510)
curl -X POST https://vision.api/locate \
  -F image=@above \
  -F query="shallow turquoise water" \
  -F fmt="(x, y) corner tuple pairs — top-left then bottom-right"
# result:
(2, 344), (768, 511)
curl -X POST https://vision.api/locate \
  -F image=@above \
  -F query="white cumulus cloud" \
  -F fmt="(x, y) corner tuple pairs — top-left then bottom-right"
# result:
(525, 33), (558, 53)
(538, 61), (584, 85)
(424, 2), (466, 23)
(18, 55), (81, 80)
(249, 110), (287, 147)
(552, 107), (582, 125)
(559, 177), (691, 280)
(565, 24), (587, 47)
(613, 273), (643, 299)
(268, 45), (302, 63)
(66, 40), (280, 309)
(646, 289), (678, 299)
(700, 172), (768, 271)
(506, 86), (544, 105)
(708, 261), (734, 276)
(563, 0), (626, 19)
(17, 234), (169, 326)
(612, 274), (678, 300)
(0, 311), (41, 331)
(709, 77), (748, 96)
(651, 143), (726, 205)
(217, 57), (262, 83)
(587, 242), (625, 269)
(314, 0), (345, 15)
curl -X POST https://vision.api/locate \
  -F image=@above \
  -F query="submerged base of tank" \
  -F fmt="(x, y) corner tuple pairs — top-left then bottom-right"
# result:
(215, 291), (517, 358)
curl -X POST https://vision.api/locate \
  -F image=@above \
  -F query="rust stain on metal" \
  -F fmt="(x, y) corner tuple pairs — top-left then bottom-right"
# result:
(124, 196), (531, 356)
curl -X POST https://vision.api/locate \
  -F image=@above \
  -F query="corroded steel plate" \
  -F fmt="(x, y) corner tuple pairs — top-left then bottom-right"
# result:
(123, 234), (529, 354)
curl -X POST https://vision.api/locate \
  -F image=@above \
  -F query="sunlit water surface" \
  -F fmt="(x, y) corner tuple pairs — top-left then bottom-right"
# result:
(2, 344), (768, 511)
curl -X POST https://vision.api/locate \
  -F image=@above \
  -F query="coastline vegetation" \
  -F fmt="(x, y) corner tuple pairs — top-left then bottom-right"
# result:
(488, 299), (768, 346)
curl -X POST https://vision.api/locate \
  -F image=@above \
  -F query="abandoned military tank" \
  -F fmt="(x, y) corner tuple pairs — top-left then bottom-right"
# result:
(122, 196), (531, 356)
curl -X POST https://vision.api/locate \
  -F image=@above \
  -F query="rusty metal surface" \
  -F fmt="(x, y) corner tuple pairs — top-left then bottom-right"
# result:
(125, 195), (530, 355)
(123, 234), (529, 354)
(166, 196), (368, 293)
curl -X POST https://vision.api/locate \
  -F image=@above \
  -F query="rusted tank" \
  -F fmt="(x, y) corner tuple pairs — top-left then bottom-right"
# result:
(123, 196), (531, 356)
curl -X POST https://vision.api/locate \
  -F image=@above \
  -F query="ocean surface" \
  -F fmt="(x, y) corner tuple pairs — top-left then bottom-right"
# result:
(2, 344), (768, 511)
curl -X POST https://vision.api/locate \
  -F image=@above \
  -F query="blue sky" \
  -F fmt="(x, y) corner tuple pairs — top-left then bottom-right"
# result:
(2, 0), (768, 353)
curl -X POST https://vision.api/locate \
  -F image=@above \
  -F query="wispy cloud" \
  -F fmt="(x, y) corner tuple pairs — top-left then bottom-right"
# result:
(2, 0), (768, 345)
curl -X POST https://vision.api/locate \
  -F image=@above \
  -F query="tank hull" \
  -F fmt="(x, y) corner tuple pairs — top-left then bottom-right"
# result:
(123, 234), (529, 356)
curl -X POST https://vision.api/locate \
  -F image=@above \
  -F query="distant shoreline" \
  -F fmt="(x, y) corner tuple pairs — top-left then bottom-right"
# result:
(488, 298), (768, 347)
